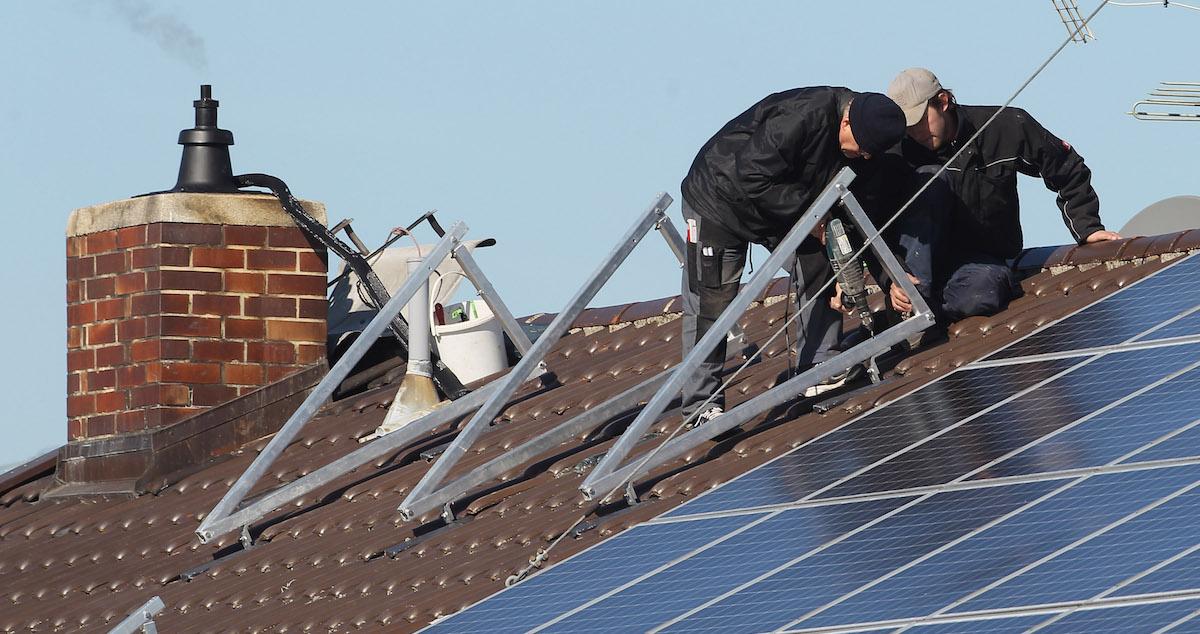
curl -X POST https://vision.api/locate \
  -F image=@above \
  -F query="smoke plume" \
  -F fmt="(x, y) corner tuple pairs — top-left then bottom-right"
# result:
(105, 0), (208, 72)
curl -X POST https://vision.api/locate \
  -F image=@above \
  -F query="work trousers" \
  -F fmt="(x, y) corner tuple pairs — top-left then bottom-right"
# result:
(680, 202), (840, 417)
(896, 167), (1021, 323)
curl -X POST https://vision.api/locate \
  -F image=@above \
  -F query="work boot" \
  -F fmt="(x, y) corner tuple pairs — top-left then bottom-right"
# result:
(803, 364), (868, 398)
(687, 406), (724, 429)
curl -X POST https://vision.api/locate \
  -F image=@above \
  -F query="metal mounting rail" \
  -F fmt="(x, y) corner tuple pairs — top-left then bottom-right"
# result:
(108, 596), (164, 634)
(398, 193), (674, 520)
(196, 224), (468, 544)
(580, 167), (935, 501)
(1130, 81), (1200, 121)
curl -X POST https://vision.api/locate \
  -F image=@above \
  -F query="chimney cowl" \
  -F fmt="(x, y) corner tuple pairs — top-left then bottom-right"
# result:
(172, 84), (238, 193)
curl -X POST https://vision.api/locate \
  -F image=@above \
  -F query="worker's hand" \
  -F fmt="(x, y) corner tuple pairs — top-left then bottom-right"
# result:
(1085, 229), (1122, 243)
(830, 282), (850, 314)
(889, 273), (921, 314)
(812, 219), (827, 244)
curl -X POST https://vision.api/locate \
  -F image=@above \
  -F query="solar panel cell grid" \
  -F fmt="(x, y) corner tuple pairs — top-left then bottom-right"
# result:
(989, 252), (1200, 360)
(663, 358), (1079, 519)
(658, 481), (1061, 633)
(1031, 599), (1200, 633)
(537, 497), (913, 633)
(819, 343), (1200, 500)
(423, 513), (759, 633)
(970, 366), (1200, 480)
(795, 466), (1200, 628)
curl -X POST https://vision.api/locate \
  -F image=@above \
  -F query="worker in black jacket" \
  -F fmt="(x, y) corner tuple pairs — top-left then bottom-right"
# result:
(884, 68), (1120, 324)
(679, 87), (906, 425)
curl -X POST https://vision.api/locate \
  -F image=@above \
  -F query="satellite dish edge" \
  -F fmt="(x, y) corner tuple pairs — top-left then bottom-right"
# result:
(1119, 195), (1200, 236)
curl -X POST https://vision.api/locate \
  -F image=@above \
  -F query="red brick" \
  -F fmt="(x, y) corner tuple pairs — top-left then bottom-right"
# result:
(192, 294), (241, 316)
(68, 348), (94, 372)
(297, 250), (328, 273)
(115, 225), (148, 249)
(225, 271), (266, 294)
(161, 339), (191, 359)
(67, 393), (93, 418)
(192, 247), (245, 269)
(161, 223), (223, 246)
(160, 384), (191, 405)
(67, 301), (96, 326)
(93, 390), (127, 414)
(117, 317), (148, 342)
(226, 318), (265, 339)
(130, 293), (161, 316)
(86, 369), (116, 391)
(95, 344), (127, 368)
(130, 339), (159, 362)
(86, 322), (116, 346)
(67, 372), (81, 393)
(115, 272), (147, 295)
(67, 256), (95, 280)
(225, 225), (268, 246)
(298, 298), (327, 320)
(266, 319), (325, 342)
(68, 418), (85, 440)
(267, 273), (327, 296)
(245, 296), (296, 318)
(129, 385), (161, 408)
(268, 226), (316, 249)
(144, 270), (162, 291)
(266, 365), (301, 382)
(146, 223), (163, 243)
(224, 363), (265, 386)
(297, 343), (326, 364)
(131, 246), (190, 269)
(161, 361), (221, 384)
(160, 269), (223, 292)
(162, 293), (190, 314)
(85, 414), (116, 437)
(66, 280), (82, 304)
(95, 297), (127, 321)
(144, 361), (162, 383)
(117, 365), (147, 388)
(247, 249), (297, 271)
(85, 231), (117, 255)
(94, 252), (127, 276)
(193, 340), (245, 362)
(66, 326), (83, 349)
(66, 236), (85, 257)
(247, 341), (296, 364)
(193, 384), (239, 407)
(161, 315), (221, 337)
(85, 276), (115, 300)
(115, 409), (148, 434)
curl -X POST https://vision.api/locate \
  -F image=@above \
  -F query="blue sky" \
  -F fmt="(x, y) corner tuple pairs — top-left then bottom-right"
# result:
(1, 1), (1197, 468)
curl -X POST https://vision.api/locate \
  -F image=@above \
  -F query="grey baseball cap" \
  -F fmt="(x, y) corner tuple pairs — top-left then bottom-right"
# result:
(887, 68), (943, 126)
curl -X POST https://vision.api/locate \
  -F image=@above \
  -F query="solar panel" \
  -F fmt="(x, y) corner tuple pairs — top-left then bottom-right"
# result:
(661, 358), (1081, 519)
(988, 252), (1200, 360)
(427, 253), (1200, 633)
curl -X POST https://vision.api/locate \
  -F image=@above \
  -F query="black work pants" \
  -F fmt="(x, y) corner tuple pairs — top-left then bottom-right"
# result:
(680, 202), (840, 416)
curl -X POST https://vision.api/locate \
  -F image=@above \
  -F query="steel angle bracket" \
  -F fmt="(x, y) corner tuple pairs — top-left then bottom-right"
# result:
(397, 193), (675, 521)
(579, 168), (935, 501)
(107, 596), (165, 634)
(195, 224), (469, 545)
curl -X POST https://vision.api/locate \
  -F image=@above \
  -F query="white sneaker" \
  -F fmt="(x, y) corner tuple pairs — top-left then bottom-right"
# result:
(688, 406), (724, 429)
(804, 370), (851, 398)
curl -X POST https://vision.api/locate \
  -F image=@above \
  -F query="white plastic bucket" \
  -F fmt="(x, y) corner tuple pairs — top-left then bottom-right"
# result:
(433, 300), (508, 385)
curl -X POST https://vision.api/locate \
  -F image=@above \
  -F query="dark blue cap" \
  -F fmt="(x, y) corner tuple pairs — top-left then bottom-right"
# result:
(848, 93), (906, 156)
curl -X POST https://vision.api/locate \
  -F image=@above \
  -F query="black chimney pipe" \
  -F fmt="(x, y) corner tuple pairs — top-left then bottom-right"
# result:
(172, 85), (238, 193)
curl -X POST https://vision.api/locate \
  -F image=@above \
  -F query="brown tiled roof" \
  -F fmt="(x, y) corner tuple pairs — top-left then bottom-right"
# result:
(2, 230), (1198, 632)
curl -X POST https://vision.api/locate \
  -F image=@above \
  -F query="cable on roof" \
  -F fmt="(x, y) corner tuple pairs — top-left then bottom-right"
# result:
(504, 0), (1112, 588)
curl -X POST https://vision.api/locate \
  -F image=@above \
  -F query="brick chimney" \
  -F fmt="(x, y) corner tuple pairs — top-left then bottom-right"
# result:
(65, 194), (328, 441)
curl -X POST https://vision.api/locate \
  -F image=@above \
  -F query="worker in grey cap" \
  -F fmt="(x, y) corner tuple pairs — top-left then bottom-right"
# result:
(885, 68), (1120, 326)
(679, 87), (907, 425)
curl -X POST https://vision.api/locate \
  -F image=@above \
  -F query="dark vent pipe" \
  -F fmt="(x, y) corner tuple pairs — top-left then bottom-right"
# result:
(172, 84), (238, 193)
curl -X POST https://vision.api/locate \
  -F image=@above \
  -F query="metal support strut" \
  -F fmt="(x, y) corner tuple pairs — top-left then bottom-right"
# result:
(579, 167), (935, 501)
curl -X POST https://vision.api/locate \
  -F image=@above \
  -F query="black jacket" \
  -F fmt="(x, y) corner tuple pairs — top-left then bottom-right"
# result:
(681, 87), (857, 247)
(901, 105), (1104, 259)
